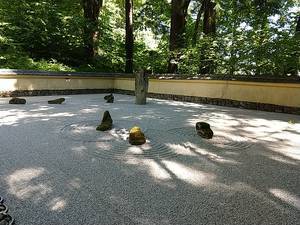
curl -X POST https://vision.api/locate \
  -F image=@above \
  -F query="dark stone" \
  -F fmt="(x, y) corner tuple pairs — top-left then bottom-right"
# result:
(0, 213), (14, 225)
(129, 127), (146, 145)
(48, 98), (65, 104)
(96, 111), (113, 131)
(0, 204), (8, 214)
(195, 122), (214, 139)
(104, 94), (114, 103)
(9, 97), (26, 104)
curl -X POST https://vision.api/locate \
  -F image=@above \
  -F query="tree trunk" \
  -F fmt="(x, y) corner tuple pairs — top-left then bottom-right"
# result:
(199, 0), (216, 74)
(125, 0), (134, 73)
(296, 16), (300, 36)
(82, 0), (103, 60)
(295, 16), (300, 75)
(192, 2), (203, 46)
(167, 0), (191, 73)
(202, 0), (216, 35)
(135, 70), (148, 105)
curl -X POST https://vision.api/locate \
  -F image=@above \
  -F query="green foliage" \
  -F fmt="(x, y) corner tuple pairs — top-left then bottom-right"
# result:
(0, 0), (299, 75)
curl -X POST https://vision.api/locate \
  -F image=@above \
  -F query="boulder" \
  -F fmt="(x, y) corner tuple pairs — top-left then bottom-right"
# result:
(129, 126), (146, 145)
(195, 122), (213, 139)
(104, 94), (114, 103)
(96, 111), (113, 131)
(8, 97), (26, 104)
(48, 98), (65, 104)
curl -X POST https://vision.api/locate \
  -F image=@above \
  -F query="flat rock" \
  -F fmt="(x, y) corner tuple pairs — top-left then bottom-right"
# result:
(48, 98), (65, 104)
(9, 97), (26, 104)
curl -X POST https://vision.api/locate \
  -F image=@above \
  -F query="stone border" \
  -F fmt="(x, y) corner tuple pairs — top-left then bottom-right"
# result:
(0, 89), (114, 97)
(114, 89), (300, 115)
(1, 69), (299, 83)
(1, 88), (299, 115)
(0, 69), (130, 78)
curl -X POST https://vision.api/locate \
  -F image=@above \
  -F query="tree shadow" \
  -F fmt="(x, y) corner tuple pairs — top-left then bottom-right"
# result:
(0, 94), (299, 225)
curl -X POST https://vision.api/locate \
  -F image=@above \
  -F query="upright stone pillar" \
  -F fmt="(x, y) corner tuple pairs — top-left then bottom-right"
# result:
(135, 70), (149, 105)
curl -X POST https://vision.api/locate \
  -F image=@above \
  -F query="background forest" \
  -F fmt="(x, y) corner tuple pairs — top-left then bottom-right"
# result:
(0, 0), (299, 76)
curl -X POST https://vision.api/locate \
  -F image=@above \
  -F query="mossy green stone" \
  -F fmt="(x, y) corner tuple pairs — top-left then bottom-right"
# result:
(96, 122), (112, 131)
(96, 111), (113, 131)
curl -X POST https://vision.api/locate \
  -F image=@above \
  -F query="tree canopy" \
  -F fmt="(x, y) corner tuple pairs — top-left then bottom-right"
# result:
(0, 0), (299, 76)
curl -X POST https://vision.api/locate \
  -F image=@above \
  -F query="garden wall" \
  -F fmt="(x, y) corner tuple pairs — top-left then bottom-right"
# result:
(1, 70), (299, 114)
(0, 70), (114, 96)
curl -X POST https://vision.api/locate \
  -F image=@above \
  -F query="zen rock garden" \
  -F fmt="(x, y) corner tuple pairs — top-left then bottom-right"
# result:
(1, 92), (299, 225)
(7, 74), (214, 148)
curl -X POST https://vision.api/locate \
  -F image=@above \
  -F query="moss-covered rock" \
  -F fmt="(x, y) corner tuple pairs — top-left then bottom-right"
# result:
(129, 126), (146, 145)
(9, 97), (26, 104)
(96, 111), (113, 131)
(195, 122), (213, 139)
(48, 98), (65, 104)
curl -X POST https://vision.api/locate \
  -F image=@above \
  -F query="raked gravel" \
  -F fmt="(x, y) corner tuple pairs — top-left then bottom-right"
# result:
(0, 94), (299, 225)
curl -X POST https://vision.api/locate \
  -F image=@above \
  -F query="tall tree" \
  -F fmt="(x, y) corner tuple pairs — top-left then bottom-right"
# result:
(168, 0), (191, 73)
(202, 0), (216, 35)
(82, 0), (103, 60)
(294, 16), (300, 75)
(296, 16), (300, 36)
(199, 0), (216, 74)
(192, 1), (203, 46)
(125, 0), (134, 73)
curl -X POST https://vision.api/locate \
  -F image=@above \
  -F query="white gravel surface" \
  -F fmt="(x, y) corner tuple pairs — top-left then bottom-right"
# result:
(0, 94), (299, 225)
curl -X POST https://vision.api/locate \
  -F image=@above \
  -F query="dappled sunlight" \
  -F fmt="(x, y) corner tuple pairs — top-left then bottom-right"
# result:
(30, 105), (54, 112)
(142, 159), (172, 181)
(268, 155), (298, 165)
(0, 109), (28, 126)
(183, 142), (241, 165)
(6, 167), (52, 200)
(150, 98), (202, 108)
(270, 188), (300, 210)
(48, 112), (75, 117)
(165, 143), (197, 156)
(94, 142), (113, 150)
(162, 160), (216, 186)
(67, 178), (82, 190)
(71, 146), (88, 156)
(48, 197), (67, 212)
(270, 147), (300, 161)
(79, 108), (99, 113)
(0, 109), (76, 126)
(0, 94), (299, 224)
